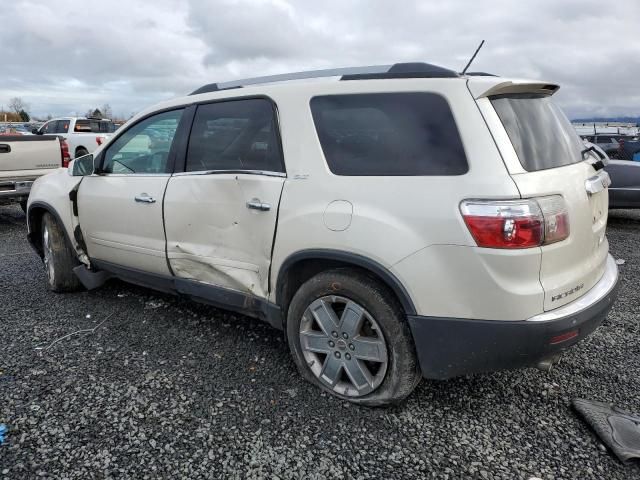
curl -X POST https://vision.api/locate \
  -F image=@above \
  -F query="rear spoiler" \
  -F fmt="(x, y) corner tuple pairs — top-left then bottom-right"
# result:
(467, 78), (560, 99)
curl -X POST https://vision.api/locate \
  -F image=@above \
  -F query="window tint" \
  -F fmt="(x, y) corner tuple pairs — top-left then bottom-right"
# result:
(42, 121), (54, 134)
(56, 120), (69, 133)
(185, 98), (284, 173)
(310, 93), (468, 176)
(491, 94), (584, 172)
(75, 119), (115, 133)
(102, 109), (183, 174)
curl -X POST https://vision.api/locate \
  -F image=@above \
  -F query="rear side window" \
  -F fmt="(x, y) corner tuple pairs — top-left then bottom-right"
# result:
(185, 98), (284, 173)
(310, 93), (468, 176)
(74, 120), (115, 133)
(55, 120), (69, 133)
(491, 94), (584, 172)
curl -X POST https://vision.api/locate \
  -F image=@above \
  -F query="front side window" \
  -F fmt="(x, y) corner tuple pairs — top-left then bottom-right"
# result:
(102, 109), (183, 174)
(41, 121), (55, 134)
(185, 98), (284, 173)
(310, 93), (468, 176)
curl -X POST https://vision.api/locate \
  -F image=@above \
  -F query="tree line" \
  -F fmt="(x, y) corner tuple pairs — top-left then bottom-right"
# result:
(1, 98), (127, 123)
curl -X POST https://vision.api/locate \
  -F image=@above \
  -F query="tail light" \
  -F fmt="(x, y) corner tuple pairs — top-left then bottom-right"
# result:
(60, 139), (71, 168)
(460, 196), (570, 249)
(96, 136), (103, 146)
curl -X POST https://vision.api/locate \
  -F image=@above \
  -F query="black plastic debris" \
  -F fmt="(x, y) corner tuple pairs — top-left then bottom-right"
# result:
(573, 398), (640, 463)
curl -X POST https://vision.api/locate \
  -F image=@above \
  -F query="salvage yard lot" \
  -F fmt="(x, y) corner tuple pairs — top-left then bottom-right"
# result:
(0, 204), (638, 479)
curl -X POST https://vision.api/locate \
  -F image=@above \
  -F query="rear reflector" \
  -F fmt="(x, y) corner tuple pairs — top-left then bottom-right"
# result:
(549, 330), (579, 345)
(460, 196), (570, 249)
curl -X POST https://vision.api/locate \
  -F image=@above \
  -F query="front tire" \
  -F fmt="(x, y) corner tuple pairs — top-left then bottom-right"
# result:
(286, 269), (421, 406)
(41, 213), (82, 292)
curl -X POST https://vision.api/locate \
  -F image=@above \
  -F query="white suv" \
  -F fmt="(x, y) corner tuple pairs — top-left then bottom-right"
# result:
(26, 63), (619, 405)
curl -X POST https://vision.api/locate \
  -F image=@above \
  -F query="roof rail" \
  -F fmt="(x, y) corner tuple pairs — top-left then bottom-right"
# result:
(189, 62), (459, 95)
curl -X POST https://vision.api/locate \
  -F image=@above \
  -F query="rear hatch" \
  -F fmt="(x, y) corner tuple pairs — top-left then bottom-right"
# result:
(486, 91), (609, 311)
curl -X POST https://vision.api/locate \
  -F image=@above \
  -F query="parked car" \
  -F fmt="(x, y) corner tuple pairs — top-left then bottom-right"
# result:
(616, 139), (640, 161)
(0, 134), (70, 211)
(580, 134), (633, 159)
(605, 160), (640, 208)
(33, 117), (115, 159)
(26, 63), (619, 405)
(0, 124), (32, 136)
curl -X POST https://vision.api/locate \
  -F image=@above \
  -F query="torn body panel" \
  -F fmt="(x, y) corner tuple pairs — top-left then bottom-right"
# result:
(164, 173), (285, 298)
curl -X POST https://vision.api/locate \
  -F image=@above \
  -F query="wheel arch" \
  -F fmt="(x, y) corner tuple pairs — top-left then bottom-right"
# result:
(275, 249), (417, 319)
(75, 145), (88, 157)
(27, 201), (73, 259)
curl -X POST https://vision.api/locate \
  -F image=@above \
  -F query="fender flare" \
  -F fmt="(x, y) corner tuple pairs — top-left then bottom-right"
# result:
(275, 249), (417, 315)
(26, 201), (75, 258)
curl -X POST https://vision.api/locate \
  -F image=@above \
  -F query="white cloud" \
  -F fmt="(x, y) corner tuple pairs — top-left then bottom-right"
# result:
(1, 0), (638, 119)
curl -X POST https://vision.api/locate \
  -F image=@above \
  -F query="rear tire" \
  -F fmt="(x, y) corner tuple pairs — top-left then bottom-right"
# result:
(286, 268), (421, 406)
(41, 212), (82, 292)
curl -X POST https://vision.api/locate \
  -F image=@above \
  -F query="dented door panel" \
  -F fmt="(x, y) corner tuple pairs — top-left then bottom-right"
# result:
(164, 173), (285, 297)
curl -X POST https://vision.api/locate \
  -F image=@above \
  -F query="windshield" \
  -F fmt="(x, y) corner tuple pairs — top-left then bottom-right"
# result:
(490, 94), (584, 172)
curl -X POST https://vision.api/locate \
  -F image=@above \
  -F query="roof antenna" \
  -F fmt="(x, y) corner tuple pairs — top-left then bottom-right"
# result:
(461, 40), (485, 75)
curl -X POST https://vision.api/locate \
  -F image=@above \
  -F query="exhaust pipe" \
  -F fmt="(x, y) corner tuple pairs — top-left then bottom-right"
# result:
(536, 354), (562, 372)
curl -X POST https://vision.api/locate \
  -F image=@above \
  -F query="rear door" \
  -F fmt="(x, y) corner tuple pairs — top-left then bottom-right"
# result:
(163, 98), (285, 298)
(77, 109), (184, 276)
(486, 93), (609, 310)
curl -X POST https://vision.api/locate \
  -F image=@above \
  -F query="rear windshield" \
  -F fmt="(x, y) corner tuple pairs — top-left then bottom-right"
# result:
(74, 119), (116, 133)
(310, 93), (468, 176)
(491, 94), (584, 172)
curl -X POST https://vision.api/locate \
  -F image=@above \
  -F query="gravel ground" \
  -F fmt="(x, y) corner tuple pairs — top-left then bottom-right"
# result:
(0, 204), (638, 479)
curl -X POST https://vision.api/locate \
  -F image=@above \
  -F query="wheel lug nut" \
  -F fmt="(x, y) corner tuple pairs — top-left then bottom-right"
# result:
(345, 353), (351, 360)
(331, 331), (338, 338)
(349, 343), (355, 350)
(334, 352), (341, 359)
(342, 333), (348, 339)
(328, 341), (335, 347)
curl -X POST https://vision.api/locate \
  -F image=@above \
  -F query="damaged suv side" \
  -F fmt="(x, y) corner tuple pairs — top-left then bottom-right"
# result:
(27, 63), (619, 405)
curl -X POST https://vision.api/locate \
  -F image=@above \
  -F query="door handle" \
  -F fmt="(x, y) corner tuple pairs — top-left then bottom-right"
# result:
(0, 144), (10, 153)
(246, 199), (271, 211)
(135, 194), (156, 204)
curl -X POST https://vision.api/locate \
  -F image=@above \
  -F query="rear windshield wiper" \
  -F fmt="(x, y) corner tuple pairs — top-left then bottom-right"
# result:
(581, 146), (606, 171)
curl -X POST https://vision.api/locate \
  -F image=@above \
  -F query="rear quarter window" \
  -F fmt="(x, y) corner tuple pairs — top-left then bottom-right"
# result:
(490, 94), (584, 172)
(310, 93), (468, 176)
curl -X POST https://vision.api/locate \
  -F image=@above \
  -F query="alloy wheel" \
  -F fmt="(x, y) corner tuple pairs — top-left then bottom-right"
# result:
(299, 295), (388, 397)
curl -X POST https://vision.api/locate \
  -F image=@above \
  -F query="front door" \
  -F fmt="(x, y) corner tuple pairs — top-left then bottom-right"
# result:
(163, 98), (286, 298)
(77, 109), (184, 276)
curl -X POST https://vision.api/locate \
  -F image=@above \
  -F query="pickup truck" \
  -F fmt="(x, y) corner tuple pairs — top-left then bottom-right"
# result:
(0, 135), (69, 211)
(33, 117), (115, 160)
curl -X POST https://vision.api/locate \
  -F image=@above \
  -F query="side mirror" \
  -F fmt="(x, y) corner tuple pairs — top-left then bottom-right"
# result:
(70, 154), (96, 176)
(31, 128), (40, 134)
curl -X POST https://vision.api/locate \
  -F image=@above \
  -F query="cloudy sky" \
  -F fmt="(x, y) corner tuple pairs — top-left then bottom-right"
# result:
(1, 0), (639, 120)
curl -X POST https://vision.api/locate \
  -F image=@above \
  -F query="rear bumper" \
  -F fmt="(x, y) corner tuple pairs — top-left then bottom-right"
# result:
(408, 254), (619, 379)
(0, 179), (34, 202)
